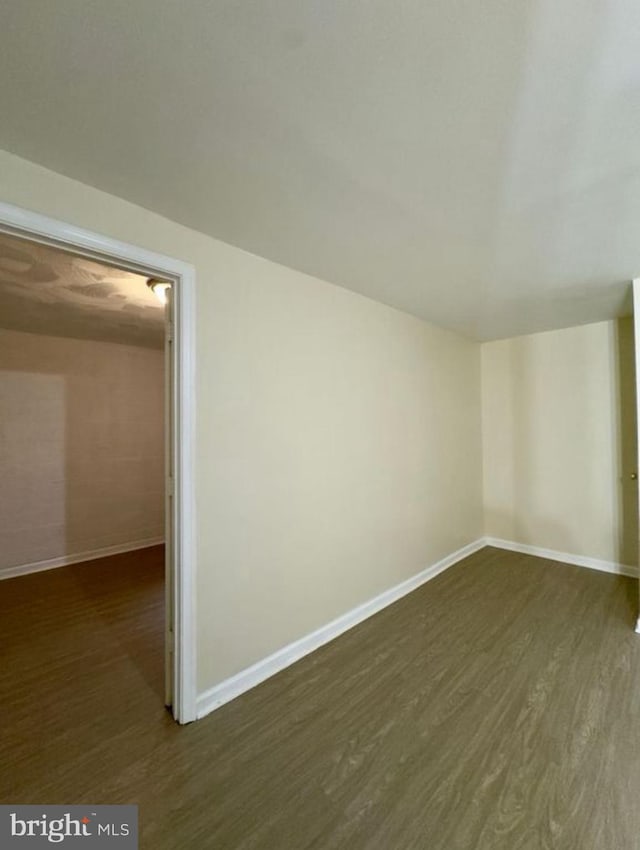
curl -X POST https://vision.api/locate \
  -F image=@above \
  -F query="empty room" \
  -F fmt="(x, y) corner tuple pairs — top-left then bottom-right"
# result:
(0, 233), (170, 726)
(0, 2), (639, 849)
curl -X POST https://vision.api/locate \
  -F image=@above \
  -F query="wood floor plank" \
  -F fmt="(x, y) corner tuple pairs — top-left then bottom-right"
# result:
(1, 545), (640, 849)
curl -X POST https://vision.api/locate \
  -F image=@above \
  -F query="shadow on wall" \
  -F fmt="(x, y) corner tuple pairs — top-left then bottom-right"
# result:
(509, 334), (585, 558)
(63, 340), (165, 561)
(0, 330), (165, 573)
(483, 318), (638, 570)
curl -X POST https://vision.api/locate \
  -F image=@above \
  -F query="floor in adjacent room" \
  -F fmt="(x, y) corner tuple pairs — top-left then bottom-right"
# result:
(2, 546), (640, 850)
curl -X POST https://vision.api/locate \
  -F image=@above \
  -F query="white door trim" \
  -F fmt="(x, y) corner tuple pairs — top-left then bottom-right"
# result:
(0, 200), (198, 723)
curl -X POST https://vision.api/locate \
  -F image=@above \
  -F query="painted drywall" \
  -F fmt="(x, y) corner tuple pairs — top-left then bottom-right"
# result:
(0, 329), (164, 571)
(482, 319), (638, 568)
(0, 150), (483, 690)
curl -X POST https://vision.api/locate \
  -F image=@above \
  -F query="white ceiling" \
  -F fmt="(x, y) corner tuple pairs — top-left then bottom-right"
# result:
(0, 233), (164, 348)
(0, 0), (638, 340)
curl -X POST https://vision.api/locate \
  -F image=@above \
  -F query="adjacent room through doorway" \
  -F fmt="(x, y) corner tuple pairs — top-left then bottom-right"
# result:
(0, 231), (171, 724)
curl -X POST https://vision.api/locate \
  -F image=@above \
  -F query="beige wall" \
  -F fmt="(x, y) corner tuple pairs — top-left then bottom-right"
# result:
(482, 319), (638, 567)
(0, 150), (484, 690)
(208, 280), (483, 683)
(0, 329), (164, 570)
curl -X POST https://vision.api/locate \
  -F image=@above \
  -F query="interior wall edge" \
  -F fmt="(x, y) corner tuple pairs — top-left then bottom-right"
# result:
(0, 537), (165, 581)
(196, 538), (486, 719)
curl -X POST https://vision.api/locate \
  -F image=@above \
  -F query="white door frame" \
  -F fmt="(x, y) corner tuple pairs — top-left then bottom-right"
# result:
(0, 201), (198, 723)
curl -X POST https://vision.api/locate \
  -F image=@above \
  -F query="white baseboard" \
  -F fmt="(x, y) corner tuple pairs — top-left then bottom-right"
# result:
(196, 538), (485, 719)
(484, 537), (638, 578)
(0, 537), (165, 581)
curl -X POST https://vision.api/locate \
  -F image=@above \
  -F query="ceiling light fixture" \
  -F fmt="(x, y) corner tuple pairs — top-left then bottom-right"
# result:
(147, 278), (172, 305)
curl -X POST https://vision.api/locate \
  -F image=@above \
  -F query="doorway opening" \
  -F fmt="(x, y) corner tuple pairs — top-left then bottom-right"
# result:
(0, 201), (196, 723)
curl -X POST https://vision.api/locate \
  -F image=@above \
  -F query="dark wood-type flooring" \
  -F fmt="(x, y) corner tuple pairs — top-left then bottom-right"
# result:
(2, 545), (640, 849)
